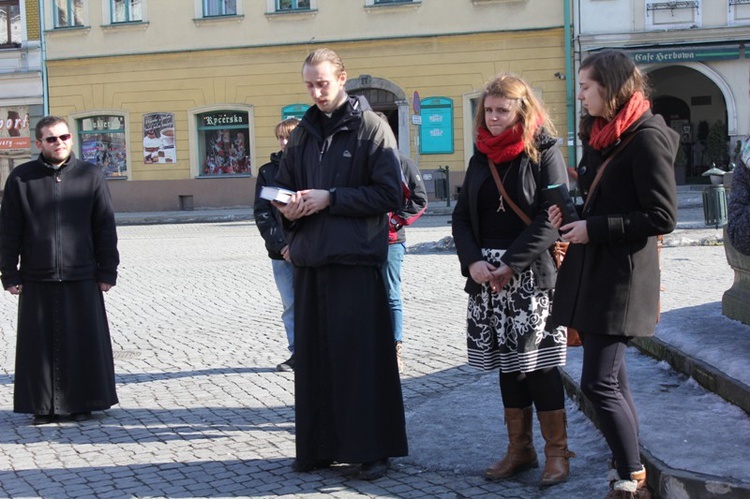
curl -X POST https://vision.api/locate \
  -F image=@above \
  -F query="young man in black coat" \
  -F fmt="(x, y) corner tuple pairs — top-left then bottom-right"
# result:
(0, 115), (120, 425)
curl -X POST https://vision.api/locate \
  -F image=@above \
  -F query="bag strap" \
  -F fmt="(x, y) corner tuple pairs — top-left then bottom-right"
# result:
(582, 133), (638, 212)
(488, 159), (533, 225)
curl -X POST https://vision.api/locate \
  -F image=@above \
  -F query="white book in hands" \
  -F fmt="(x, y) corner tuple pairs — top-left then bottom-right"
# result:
(259, 186), (295, 204)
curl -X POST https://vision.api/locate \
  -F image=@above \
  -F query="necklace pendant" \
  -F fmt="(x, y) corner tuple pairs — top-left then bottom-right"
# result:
(497, 196), (505, 212)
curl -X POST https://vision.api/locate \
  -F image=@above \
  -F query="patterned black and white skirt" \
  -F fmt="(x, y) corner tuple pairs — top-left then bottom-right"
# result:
(466, 248), (567, 372)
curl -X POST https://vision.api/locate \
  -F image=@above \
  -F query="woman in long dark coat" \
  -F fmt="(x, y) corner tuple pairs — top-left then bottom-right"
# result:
(548, 50), (678, 498)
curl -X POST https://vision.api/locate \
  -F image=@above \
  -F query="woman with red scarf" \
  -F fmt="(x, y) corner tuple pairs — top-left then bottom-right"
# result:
(452, 74), (573, 488)
(549, 50), (678, 498)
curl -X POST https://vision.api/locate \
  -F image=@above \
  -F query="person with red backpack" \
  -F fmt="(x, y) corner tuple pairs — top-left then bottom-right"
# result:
(375, 112), (428, 374)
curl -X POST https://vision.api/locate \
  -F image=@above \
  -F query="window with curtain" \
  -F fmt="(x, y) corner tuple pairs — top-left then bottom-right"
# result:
(203, 0), (236, 17)
(0, 0), (20, 47)
(276, 0), (310, 11)
(55, 0), (84, 27)
(111, 0), (142, 23)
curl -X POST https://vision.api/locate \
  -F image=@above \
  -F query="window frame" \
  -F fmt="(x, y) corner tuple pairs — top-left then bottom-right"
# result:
(188, 105), (255, 178)
(54, 0), (85, 28)
(275, 0), (311, 11)
(109, 0), (144, 24)
(0, 0), (21, 48)
(202, 0), (237, 17)
(72, 112), (131, 179)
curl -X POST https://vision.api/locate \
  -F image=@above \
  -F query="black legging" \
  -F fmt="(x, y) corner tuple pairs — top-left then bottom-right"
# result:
(499, 367), (564, 412)
(579, 332), (641, 479)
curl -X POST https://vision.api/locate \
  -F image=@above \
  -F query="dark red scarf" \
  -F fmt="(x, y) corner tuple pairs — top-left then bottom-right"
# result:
(589, 91), (650, 150)
(475, 125), (526, 164)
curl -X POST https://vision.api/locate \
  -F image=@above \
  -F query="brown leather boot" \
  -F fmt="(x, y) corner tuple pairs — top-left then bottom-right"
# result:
(537, 409), (575, 487)
(484, 407), (538, 480)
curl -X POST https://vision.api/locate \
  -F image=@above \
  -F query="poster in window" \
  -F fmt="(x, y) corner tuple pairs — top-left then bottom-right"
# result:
(0, 107), (31, 152)
(143, 112), (176, 164)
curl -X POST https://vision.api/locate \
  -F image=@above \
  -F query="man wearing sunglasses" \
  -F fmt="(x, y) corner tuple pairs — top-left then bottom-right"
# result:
(0, 115), (120, 426)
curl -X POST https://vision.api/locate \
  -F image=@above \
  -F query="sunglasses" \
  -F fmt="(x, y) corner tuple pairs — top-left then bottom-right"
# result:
(42, 134), (72, 144)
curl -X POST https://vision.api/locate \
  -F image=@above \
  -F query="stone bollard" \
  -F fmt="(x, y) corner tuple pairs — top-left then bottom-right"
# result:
(722, 227), (750, 325)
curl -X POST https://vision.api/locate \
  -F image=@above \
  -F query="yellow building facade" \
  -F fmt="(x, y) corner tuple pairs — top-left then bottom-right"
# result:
(41, 0), (567, 211)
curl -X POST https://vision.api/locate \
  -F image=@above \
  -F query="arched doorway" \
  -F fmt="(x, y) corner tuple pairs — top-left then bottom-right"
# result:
(647, 65), (730, 183)
(346, 75), (410, 157)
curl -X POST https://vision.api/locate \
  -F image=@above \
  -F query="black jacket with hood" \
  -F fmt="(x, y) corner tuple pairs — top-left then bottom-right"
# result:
(275, 95), (402, 268)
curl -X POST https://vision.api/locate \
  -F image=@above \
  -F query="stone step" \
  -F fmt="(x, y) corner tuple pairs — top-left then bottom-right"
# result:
(561, 343), (750, 499)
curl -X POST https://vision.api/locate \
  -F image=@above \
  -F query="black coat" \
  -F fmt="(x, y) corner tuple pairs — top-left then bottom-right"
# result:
(275, 95), (402, 268)
(0, 154), (119, 288)
(452, 132), (568, 294)
(253, 152), (287, 260)
(550, 111), (678, 337)
(0, 153), (119, 415)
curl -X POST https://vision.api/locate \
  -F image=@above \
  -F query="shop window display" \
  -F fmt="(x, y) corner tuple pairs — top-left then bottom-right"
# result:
(198, 110), (251, 176)
(77, 116), (128, 178)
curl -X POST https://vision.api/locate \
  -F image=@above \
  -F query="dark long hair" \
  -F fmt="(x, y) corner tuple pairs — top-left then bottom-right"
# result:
(578, 50), (650, 140)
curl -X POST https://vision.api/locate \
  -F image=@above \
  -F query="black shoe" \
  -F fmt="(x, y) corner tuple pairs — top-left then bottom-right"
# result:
(291, 459), (333, 472)
(357, 458), (390, 481)
(32, 414), (56, 425)
(70, 412), (92, 422)
(276, 355), (295, 372)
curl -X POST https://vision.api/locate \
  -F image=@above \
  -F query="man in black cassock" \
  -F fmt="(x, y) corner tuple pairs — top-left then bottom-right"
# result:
(0, 115), (120, 426)
(273, 48), (408, 480)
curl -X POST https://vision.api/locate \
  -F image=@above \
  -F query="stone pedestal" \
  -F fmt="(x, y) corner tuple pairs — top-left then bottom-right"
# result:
(723, 227), (750, 325)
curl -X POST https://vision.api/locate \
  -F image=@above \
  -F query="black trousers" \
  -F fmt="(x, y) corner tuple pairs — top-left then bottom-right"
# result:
(579, 332), (642, 478)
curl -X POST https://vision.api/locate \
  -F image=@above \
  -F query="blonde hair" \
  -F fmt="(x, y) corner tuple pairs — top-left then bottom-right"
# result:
(274, 117), (300, 139)
(473, 73), (556, 163)
(303, 48), (345, 77)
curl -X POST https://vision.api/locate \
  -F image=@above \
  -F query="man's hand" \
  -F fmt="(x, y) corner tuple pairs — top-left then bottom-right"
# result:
(280, 245), (291, 263)
(6, 284), (22, 295)
(273, 189), (330, 220)
(99, 283), (113, 292)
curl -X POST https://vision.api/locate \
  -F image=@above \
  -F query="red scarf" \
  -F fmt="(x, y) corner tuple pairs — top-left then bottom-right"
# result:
(475, 125), (526, 164)
(589, 91), (651, 150)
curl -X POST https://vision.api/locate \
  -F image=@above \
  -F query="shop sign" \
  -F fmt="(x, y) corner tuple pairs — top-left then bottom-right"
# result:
(0, 107), (31, 151)
(80, 115), (125, 132)
(419, 97), (454, 155)
(200, 111), (248, 128)
(282, 104), (309, 119)
(628, 45), (740, 64)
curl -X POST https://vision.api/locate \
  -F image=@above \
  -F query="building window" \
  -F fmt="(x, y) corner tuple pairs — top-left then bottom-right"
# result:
(198, 110), (251, 176)
(276, 0), (310, 10)
(203, 0), (236, 17)
(55, 0), (84, 27)
(111, 0), (142, 23)
(374, 0), (413, 3)
(77, 115), (129, 178)
(0, 0), (20, 47)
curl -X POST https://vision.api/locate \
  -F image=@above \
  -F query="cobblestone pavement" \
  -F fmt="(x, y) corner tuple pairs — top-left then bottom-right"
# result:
(0, 215), (730, 498)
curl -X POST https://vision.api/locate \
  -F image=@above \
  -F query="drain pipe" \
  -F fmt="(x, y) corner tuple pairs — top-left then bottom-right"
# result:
(39, 0), (49, 115)
(563, 0), (576, 170)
